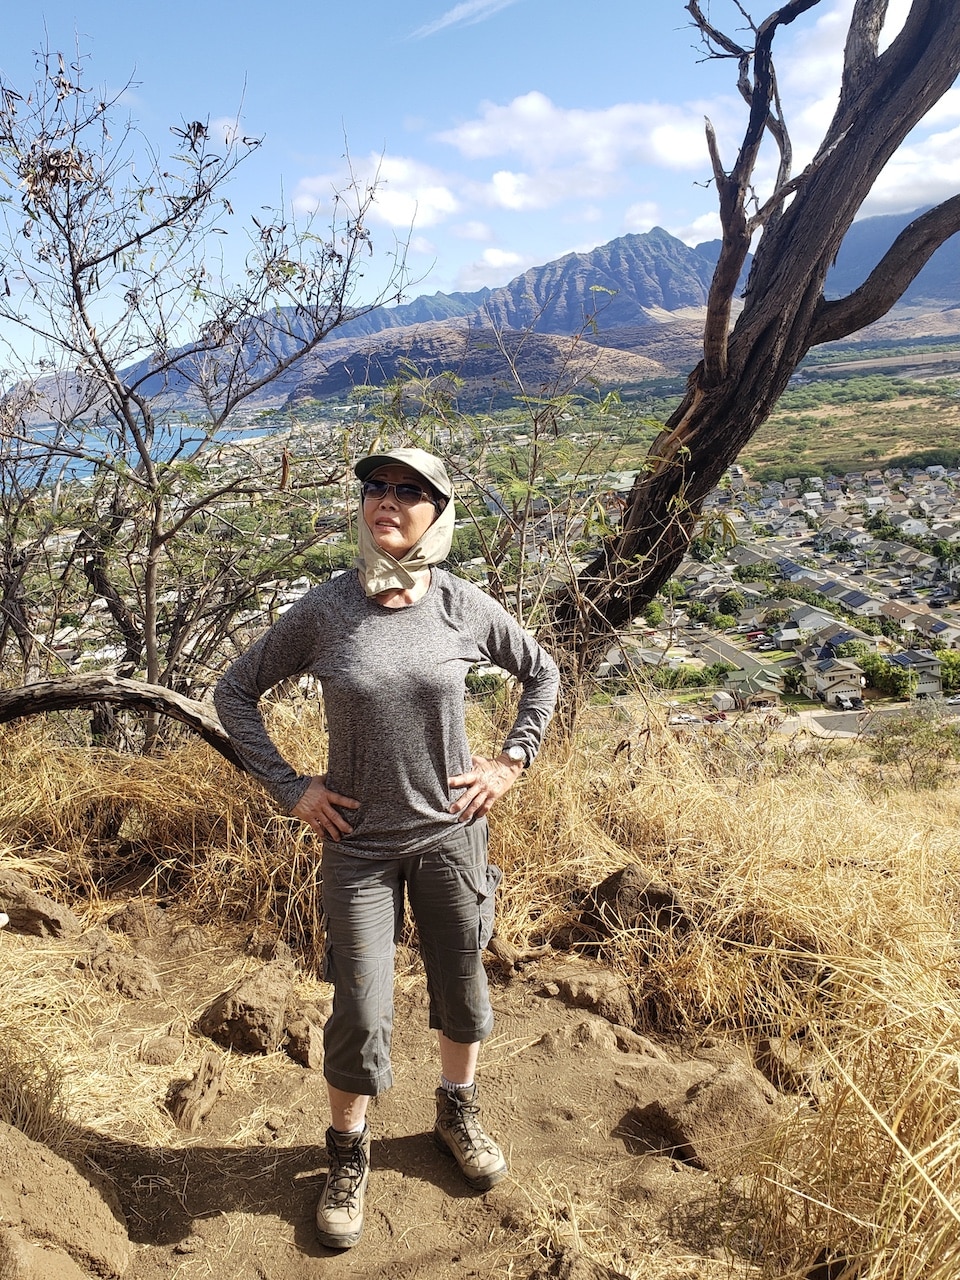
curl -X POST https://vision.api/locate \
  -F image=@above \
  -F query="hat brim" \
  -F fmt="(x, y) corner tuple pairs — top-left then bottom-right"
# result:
(354, 449), (452, 500)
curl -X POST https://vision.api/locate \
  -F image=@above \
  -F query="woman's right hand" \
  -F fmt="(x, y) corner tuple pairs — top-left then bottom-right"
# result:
(291, 776), (360, 842)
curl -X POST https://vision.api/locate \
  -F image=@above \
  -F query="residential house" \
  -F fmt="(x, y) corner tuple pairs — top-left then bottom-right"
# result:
(776, 558), (810, 582)
(887, 649), (942, 698)
(791, 605), (840, 634)
(724, 544), (772, 569)
(839, 590), (885, 618)
(770, 621), (802, 648)
(802, 657), (865, 706)
(879, 601), (918, 633)
(723, 668), (784, 709)
(913, 615), (960, 650)
(889, 513), (931, 538)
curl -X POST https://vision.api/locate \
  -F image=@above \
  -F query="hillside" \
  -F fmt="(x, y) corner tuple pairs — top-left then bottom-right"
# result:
(285, 322), (667, 408)
(2, 699), (960, 1280)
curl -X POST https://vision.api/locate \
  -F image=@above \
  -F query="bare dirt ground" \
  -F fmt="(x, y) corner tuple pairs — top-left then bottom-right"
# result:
(0, 912), (760, 1280)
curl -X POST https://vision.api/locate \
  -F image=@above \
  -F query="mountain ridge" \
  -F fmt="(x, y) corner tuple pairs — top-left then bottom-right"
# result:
(35, 211), (960, 417)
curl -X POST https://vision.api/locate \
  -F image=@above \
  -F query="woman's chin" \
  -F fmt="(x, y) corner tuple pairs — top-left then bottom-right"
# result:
(374, 535), (412, 557)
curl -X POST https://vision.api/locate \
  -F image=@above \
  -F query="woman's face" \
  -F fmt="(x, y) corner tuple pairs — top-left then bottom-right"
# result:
(362, 464), (439, 557)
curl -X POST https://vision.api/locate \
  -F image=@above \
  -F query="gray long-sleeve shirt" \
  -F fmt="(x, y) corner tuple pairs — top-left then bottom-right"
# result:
(214, 568), (560, 857)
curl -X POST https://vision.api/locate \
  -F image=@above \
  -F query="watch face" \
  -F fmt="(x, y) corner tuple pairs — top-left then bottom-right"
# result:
(506, 747), (525, 764)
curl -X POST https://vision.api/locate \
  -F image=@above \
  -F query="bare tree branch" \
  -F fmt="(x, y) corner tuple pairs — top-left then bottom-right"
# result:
(810, 196), (960, 345)
(549, 0), (960, 681)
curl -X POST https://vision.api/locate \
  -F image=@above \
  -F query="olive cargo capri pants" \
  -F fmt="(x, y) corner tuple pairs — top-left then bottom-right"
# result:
(320, 820), (500, 1096)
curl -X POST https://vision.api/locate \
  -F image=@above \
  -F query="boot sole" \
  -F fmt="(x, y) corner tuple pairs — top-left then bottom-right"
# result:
(316, 1226), (363, 1250)
(432, 1128), (508, 1191)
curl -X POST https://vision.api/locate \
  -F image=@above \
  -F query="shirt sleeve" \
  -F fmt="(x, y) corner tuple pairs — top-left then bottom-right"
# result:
(213, 592), (325, 812)
(466, 585), (560, 767)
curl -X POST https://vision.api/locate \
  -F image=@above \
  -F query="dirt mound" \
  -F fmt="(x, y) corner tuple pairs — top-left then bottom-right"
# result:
(0, 1122), (130, 1278)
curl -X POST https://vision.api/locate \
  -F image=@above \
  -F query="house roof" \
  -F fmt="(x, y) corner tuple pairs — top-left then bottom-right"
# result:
(726, 670), (783, 693)
(888, 649), (940, 670)
(839, 590), (874, 609)
(813, 656), (861, 672)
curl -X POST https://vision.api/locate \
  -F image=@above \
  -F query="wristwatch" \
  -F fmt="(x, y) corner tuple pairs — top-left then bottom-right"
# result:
(503, 745), (527, 768)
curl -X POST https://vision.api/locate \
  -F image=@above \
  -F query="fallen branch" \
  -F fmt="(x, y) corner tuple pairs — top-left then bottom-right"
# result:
(0, 672), (247, 772)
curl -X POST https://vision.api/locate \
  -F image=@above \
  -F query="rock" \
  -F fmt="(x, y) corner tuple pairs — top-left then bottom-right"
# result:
(0, 1226), (91, 1280)
(76, 942), (162, 1001)
(168, 926), (210, 957)
(0, 1226), (81, 1280)
(0, 872), (81, 939)
(284, 1011), (324, 1070)
(196, 961), (296, 1054)
(756, 1035), (827, 1100)
(610, 1025), (669, 1059)
(540, 962), (636, 1028)
(628, 1059), (787, 1172)
(139, 1035), (183, 1066)
(579, 864), (692, 943)
(0, 1122), (130, 1278)
(172, 1231), (205, 1255)
(167, 1052), (225, 1133)
(614, 1059), (716, 1115)
(568, 1019), (619, 1054)
(244, 931), (294, 963)
(105, 901), (168, 940)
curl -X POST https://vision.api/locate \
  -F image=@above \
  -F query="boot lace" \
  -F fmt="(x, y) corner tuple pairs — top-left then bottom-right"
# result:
(446, 1095), (497, 1155)
(325, 1136), (366, 1209)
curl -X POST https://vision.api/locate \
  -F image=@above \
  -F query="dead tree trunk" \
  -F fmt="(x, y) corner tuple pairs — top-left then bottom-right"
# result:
(550, 0), (960, 678)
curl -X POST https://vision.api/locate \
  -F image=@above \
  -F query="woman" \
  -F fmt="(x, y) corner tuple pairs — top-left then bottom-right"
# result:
(214, 447), (559, 1250)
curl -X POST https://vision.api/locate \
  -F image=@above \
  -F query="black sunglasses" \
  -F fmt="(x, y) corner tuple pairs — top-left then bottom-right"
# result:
(361, 479), (440, 508)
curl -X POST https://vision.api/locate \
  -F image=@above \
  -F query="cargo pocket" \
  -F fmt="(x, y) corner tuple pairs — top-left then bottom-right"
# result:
(479, 862), (502, 950)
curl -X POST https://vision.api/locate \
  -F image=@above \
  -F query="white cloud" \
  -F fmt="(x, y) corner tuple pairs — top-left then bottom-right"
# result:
(454, 246), (533, 291)
(861, 124), (960, 216)
(293, 154), (459, 229)
(481, 247), (524, 269)
(624, 201), (721, 247)
(440, 91), (717, 173)
(411, 0), (520, 39)
(923, 86), (960, 128)
(622, 202), (661, 235)
(671, 212), (723, 247)
(486, 170), (541, 211)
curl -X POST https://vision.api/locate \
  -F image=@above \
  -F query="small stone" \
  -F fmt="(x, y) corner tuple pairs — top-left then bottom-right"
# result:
(140, 1035), (183, 1066)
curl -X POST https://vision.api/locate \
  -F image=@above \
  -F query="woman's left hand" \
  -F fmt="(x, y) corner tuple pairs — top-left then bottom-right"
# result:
(448, 753), (523, 822)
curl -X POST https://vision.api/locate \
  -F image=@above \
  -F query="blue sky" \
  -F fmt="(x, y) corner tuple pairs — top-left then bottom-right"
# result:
(2, 0), (957, 307)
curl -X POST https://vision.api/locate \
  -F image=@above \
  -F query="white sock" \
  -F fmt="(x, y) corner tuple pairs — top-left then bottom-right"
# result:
(441, 1075), (473, 1093)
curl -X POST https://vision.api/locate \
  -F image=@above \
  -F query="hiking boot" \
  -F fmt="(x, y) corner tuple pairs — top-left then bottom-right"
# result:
(316, 1125), (370, 1249)
(433, 1084), (508, 1190)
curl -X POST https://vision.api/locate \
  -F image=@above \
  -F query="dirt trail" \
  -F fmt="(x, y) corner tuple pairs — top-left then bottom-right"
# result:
(1, 923), (753, 1280)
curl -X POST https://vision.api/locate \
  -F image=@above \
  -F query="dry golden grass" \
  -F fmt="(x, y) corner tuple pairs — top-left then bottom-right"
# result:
(2, 694), (960, 1277)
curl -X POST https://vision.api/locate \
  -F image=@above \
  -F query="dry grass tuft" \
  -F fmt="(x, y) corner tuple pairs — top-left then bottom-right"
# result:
(0, 1033), (71, 1150)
